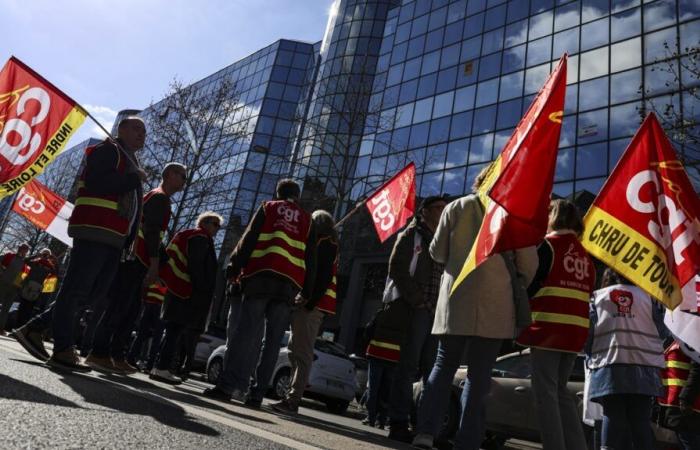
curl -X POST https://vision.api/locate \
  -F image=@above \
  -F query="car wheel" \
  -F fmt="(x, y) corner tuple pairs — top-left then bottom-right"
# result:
(207, 357), (223, 385)
(271, 369), (291, 400)
(324, 399), (350, 415)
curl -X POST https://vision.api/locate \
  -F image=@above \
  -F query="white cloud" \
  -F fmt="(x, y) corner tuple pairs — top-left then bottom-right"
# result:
(82, 104), (119, 138)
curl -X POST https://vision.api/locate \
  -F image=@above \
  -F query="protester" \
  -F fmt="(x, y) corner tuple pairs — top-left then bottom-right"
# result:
(12, 116), (147, 370)
(86, 162), (186, 374)
(412, 171), (537, 450)
(150, 211), (221, 383)
(515, 199), (594, 450)
(16, 249), (57, 328)
(271, 210), (338, 414)
(385, 195), (447, 442)
(362, 305), (403, 429)
(585, 268), (669, 450)
(126, 282), (167, 372)
(0, 243), (29, 334)
(658, 338), (700, 449)
(203, 179), (316, 405)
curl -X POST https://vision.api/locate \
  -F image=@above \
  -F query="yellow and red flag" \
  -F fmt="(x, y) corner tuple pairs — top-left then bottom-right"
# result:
(452, 55), (567, 294)
(365, 162), (416, 243)
(0, 56), (86, 198)
(582, 113), (700, 311)
(12, 179), (74, 247)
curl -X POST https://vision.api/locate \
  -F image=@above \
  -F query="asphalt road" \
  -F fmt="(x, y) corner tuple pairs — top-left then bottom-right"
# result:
(0, 336), (540, 450)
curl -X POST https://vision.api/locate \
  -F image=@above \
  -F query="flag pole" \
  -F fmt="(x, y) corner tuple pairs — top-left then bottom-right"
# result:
(334, 201), (365, 229)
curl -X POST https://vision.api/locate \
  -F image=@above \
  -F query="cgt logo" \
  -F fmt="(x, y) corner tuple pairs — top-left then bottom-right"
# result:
(16, 188), (45, 214)
(611, 289), (634, 316)
(369, 189), (395, 232)
(563, 243), (591, 281)
(277, 204), (300, 223)
(0, 85), (51, 166)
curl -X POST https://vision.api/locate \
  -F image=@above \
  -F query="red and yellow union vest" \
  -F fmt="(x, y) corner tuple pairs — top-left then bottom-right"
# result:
(517, 232), (595, 353)
(160, 228), (210, 299)
(366, 339), (400, 363)
(144, 282), (167, 305)
(659, 342), (700, 413)
(68, 143), (130, 239)
(316, 237), (338, 315)
(134, 188), (171, 267)
(241, 200), (311, 289)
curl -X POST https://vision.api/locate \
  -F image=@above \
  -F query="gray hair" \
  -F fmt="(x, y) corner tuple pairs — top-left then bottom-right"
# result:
(162, 162), (187, 179)
(312, 210), (337, 241)
(196, 211), (224, 228)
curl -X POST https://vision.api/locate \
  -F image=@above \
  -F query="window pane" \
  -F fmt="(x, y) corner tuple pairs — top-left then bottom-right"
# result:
(579, 77), (609, 111)
(611, 37), (642, 73)
(396, 102), (414, 127)
(482, 28), (505, 54)
(645, 27), (678, 64)
(503, 44), (526, 73)
(553, 28), (579, 57)
(582, 0), (608, 23)
(560, 114), (577, 147)
(610, 68), (642, 104)
(610, 101), (642, 139)
(555, 1), (580, 31)
(580, 47), (609, 80)
(443, 167), (467, 195)
(476, 78), (500, 107)
(527, 36), (552, 67)
(581, 17), (609, 51)
(461, 36), (483, 62)
(472, 105), (498, 133)
(644, 0), (677, 32)
(428, 118), (451, 145)
(525, 63), (551, 94)
(576, 142), (608, 178)
(645, 61), (679, 96)
(454, 84), (477, 112)
(450, 111), (473, 139)
(555, 147), (575, 181)
(505, 19), (529, 47)
(479, 52), (502, 80)
(433, 91), (454, 118)
(497, 97), (523, 129)
(578, 108), (609, 144)
(611, 7), (641, 42)
(529, 10), (554, 40)
(499, 71), (524, 101)
(446, 138), (469, 167)
(469, 133), (494, 163)
(413, 97), (434, 123)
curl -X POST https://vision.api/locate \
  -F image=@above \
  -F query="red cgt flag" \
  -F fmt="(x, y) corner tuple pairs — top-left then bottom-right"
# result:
(452, 55), (567, 293)
(12, 179), (74, 247)
(582, 113), (700, 311)
(365, 162), (416, 243)
(0, 56), (86, 198)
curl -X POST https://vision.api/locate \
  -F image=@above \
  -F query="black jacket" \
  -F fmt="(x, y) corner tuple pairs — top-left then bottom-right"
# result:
(306, 236), (338, 311)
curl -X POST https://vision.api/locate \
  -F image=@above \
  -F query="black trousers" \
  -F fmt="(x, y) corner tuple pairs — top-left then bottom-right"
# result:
(91, 260), (147, 359)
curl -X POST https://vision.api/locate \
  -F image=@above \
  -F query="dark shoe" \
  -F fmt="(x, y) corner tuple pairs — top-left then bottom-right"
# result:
(202, 387), (230, 402)
(271, 399), (298, 415)
(244, 398), (262, 409)
(361, 417), (375, 427)
(84, 354), (118, 374)
(12, 327), (50, 362)
(47, 349), (92, 373)
(112, 358), (138, 375)
(388, 424), (414, 443)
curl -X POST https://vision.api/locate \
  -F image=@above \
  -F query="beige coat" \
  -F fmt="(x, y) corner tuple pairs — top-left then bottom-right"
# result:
(429, 195), (538, 338)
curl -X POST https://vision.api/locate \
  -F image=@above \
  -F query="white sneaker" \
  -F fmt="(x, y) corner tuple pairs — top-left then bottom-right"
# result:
(230, 388), (247, 403)
(149, 368), (182, 384)
(412, 433), (434, 449)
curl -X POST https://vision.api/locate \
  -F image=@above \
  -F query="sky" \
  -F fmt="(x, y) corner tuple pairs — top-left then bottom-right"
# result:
(1, 0), (333, 143)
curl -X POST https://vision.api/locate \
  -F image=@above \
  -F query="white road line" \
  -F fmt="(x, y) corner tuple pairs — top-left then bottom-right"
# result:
(0, 340), (322, 450)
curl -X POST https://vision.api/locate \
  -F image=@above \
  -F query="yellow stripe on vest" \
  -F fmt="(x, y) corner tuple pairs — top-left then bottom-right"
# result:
(667, 361), (692, 370)
(251, 246), (306, 269)
(148, 293), (165, 301)
(531, 312), (589, 328)
(663, 378), (687, 387)
(534, 286), (590, 302)
(75, 197), (118, 210)
(168, 243), (188, 265)
(167, 258), (190, 282)
(258, 231), (306, 251)
(368, 339), (400, 351)
(325, 289), (337, 299)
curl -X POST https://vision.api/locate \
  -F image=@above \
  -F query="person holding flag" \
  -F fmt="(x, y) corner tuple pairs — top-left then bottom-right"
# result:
(203, 179), (317, 405)
(385, 194), (447, 443)
(13, 116), (147, 371)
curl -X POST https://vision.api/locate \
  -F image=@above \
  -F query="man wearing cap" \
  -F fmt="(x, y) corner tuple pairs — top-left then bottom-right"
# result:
(386, 195), (448, 443)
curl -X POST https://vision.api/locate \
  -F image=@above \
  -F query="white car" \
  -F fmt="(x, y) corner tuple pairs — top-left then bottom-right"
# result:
(206, 331), (356, 414)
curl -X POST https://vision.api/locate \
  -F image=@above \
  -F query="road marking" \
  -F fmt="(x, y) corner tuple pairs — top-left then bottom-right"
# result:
(0, 340), (322, 450)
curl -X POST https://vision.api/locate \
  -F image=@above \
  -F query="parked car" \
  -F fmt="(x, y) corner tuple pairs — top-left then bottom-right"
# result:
(191, 326), (226, 370)
(207, 332), (356, 414)
(413, 349), (679, 449)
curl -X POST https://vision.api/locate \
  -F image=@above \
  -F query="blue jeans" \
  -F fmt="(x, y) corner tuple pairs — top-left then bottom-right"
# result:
(217, 294), (291, 397)
(389, 307), (438, 426)
(417, 335), (502, 450)
(366, 358), (395, 424)
(43, 240), (121, 353)
(599, 394), (654, 450)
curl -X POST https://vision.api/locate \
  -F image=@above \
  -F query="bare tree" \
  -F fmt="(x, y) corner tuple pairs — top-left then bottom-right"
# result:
(640, 42), (700, 187)
(139, 77), (247, 240)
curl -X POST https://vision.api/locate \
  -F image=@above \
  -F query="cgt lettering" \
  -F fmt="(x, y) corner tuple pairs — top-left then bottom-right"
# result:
(16, 188), (45, 214)
(277, 204), (300, 223)
(370, 189), (395, 232)
(0, 86), (51, 165)
(626, 169), (700, 264)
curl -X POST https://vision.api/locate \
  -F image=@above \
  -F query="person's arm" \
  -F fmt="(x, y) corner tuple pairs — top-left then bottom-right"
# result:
(300, 222), (317, 300)
(527, 241), (553, 297)
(679, 361), (700, 411)
(84, 142), (140, 194)
(228, 204), (266, 279)
(388, 227), (423, 306)
(514, 245), (539, 287)
(141, 194), (169, 282)
(429, 206), (451, 264)
(187, 236), (212, 294)
(307, 239), (336, 309)
(584, 302), (597, 359)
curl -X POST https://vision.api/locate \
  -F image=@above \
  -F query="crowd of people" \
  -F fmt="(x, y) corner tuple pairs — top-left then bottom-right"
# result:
(0, 115), (698, 450)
